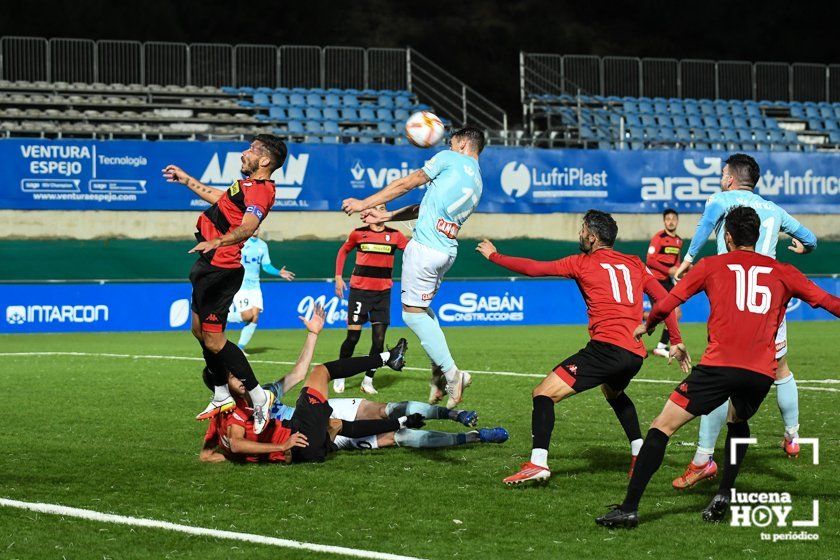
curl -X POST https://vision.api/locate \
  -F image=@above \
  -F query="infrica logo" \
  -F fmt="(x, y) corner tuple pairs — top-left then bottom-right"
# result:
(6, 304), (109, 324)
(200, 152), (309, 200)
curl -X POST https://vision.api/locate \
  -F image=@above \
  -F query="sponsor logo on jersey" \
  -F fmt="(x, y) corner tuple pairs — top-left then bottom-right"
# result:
(359, 243), (394, 254)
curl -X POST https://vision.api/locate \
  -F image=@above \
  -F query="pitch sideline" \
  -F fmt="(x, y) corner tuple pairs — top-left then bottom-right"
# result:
(0, 351), (837, 391)
(0, 498), (427, 560)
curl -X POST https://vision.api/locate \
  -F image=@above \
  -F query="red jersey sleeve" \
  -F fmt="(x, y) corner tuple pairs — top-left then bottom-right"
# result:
(489, 253), (579, 278)
(642, 267), (682, 344)
(395, 230), (409, 250)
(645, 235), (672, 276)
(781, 263), (840, 317)
(335, 230), (358, 276)
(204, 420), (219, 444)
(228, 408), (250, 429)
(243, 181), (275, 222)
(670, 259), (708, 303)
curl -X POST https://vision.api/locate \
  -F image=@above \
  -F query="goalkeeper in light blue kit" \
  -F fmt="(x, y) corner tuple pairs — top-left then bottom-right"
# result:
(342, 126), (485, 407)
(670, 153), (817, 489)
(228, 230), (295, 352)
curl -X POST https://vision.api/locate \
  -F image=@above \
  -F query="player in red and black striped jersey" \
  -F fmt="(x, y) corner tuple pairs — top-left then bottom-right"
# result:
(645, 208), (684, 358)
(334, 204), (409, 395)
(163, 134), (287, 435)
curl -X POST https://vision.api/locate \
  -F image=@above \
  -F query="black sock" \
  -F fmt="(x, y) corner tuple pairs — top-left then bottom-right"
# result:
(606, 392), (643, 444)
(200, 341), (228, 387)
(366, 323), (387, 379)
(622, 428), (670, 512)
(217, 340), (259, 390)
(339, 329), (361, 359)
(531, 395), (555, 450)
(659, 327), (670, 346)
(324, 355), (382, 379)
(718, 421), (750, 494)
(339, 418), (399, 438)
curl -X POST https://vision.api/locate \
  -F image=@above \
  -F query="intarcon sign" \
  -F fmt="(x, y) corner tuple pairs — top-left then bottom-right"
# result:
(2, 140), (839, 213)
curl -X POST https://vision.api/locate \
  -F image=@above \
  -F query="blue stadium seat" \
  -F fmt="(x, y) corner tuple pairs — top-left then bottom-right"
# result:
(377, 122), (396, 137)
(238, 87), (256, 95)
(668, 100), (684, 114)
(340, 108), (359, 122)
(744, 105), (761, 118)
(290, 87), (308, 95)
(289, 94), (306, 107)
(699, 103), (716, 116)
(376, 108), (394, 122)
(326, 88), (344, 95)
(732, 117), (748, 129)
(256, 87), (273, 94)
(658, 128), (676, 142)
(305, 108), (323, 122)
(768, 129), (785, 144)
(640, 114), (656, 127)
(321, 135), (340, 144)
(737, 129), (753, 142)
(628, 127), (645, 140)
(805, 106), (820, 119)
(221, 86), (238, 94)
(342, 94), (359, 107)
(271, 93), (289, 107)
(687, 115), (703, 128)
(253, 93), (270, 106)
(358, 108), (376, 121)
(653, 101), (669, 114)
(783, 130), (799, 143)
(269, 107), (286, 120)
(322, 107), (340, 121)
(287, 107), (305, 121)
(360, 88), (377, 96)
(748, 117), (765, 129)
(287, 121), (305, 134)
(729, 103), (747, 117)
(377, 95), (394, 108)
(305, 121), (322, 134)
(623, 101), (639, 113)
(323, 121), (341, 135)
(824, 120), (838, 131)
(675, 127), (692, 142)
(393, 109), (410, 122)
(702, 116), (719, 128)
(694, 142), (711, 150)
(637, 100), (653, 113)
(643, 126), (658, 139)
(630, 141), (645, 150)
(304, 135), (322, 144)
(833, 106), (840, 120)
(718, 116), (734, 129)
(305, 93), (323, 108)
(819, 107), (834, 119)
(763, 117), (778, 129)
(789, 106), (805, 119)
(829, 130), (840, 144)
(394, 95), (413, 108)
(807, 119), (824, 131)
(273, 87), (290, 94)
(324, 94), (341, 107)
(654, 115), (671, 127)
(715, 104), (730, 117)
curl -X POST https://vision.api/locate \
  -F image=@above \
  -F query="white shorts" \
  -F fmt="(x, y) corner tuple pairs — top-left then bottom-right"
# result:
(231, 288), (263, 312)
(400, 239), (456, 307)
(775, 316), (788, 359)
(329, 398), (379, 451)
(328, 398), (362, 421)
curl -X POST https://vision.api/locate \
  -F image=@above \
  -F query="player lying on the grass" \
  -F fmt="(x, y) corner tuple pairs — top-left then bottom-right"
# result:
(671, 154), (818, 486)
(596, 206), (840, 529)
(228, 228), (295, 354)
(200, 305), (508, 463)
(477, 210), (689, 486)
(200, 371), (507, 462)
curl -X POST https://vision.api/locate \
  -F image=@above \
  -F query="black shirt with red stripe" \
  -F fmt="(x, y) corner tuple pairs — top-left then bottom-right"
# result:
(196, 179), (276, 268)
(335, 226), (409, 291)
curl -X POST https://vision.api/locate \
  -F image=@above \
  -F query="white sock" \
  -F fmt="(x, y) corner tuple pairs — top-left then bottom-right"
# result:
(249, 385), (268, 407)
(692, 447), (714, 466)
(213, 384), (231, 402)
(530, 448), (549, 468)
(442, 365), (459, 384)
(363, 375), (375, 384)
(379, 351), (390, 364)
(630, 438), (644, 456)
(785, 424), (800, 441)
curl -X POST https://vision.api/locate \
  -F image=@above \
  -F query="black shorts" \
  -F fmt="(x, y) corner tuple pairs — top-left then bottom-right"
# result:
(658, 277), (675, 292)
(347, 288), (391, 326)
(286, 387), (335, 463)
(553, 340), (644, 393)
(189, 258), (244, 333)
(669, 365), (773, 419)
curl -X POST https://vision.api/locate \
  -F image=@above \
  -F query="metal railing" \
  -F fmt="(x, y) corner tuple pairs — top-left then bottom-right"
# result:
(0, 36), (508, 133)
(521, 52), (840, 103)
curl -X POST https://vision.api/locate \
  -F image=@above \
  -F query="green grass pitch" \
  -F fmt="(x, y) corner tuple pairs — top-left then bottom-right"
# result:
(1, 322), (837, 559)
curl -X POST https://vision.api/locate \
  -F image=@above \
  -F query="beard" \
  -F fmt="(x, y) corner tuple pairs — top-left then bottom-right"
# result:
(578, 238), (589, 253)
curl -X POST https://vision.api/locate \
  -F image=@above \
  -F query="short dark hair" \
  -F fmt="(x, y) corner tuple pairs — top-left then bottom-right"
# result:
(451, 125), (486, 154)
(725, 153), (760, 188)
(583, 209), (618, 246)
(663, 208), (678, 218)
(724, 206), (761, 247)
(253, 134), (288, 171)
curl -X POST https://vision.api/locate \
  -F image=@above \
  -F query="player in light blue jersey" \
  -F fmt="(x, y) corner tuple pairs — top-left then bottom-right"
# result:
(670, 154), (818, 488)
(228, 230), (295, 352)
(342, 126), (486, 407)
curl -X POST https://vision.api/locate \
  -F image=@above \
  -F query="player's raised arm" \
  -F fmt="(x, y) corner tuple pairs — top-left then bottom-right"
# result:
(477, 240), (575, 278)
(342, 169), (430, 215)
(783, 264), (840, 316)
(780, 210), (818, 254)
(361, 204), (420, 224)
(675, 196), (726, 279)
(162, 164), (223, 204)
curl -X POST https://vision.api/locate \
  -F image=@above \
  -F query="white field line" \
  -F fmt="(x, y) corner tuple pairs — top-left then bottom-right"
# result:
(0, 498), (427, 560)
(0, 351), (838, 392)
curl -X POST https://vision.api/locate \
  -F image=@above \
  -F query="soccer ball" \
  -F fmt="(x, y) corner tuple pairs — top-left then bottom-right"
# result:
(405, 111), (445, 148)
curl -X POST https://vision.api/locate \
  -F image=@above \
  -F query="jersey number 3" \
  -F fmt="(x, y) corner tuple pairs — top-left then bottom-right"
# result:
(601, 263), (634, 304)
(727, 264), (772, 314)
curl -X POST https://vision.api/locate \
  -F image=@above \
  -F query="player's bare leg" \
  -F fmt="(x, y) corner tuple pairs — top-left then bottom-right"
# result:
(597, 399), (695, 528)
(601, 384), (644, 478)
(335, 324), (363, 393)
(503, 372), (576, 485)
(237, 307), (260, 354)
(775, 356), (800, 457)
